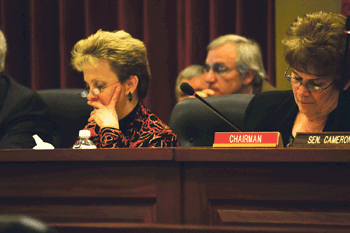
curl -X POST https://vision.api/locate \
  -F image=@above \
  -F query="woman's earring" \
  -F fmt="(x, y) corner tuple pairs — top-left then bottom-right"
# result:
(127, 92), (133, 101)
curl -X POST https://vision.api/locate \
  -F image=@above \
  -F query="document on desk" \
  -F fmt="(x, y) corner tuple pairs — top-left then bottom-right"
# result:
(213, 132), (283, 148)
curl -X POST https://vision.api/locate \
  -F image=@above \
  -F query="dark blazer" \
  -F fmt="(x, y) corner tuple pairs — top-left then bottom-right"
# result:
(0, 75), (55, 149)
(244, 90), (350, 147)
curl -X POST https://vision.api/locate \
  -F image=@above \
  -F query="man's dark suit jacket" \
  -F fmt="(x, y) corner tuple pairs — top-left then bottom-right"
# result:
(0, 75), (55, 149)
(244, 90), (350, 147)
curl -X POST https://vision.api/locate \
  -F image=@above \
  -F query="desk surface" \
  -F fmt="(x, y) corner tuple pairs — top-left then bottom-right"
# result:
(0, 147), (349, 162)
(174, 147), (350, 162)
(0, 148), (173, 161)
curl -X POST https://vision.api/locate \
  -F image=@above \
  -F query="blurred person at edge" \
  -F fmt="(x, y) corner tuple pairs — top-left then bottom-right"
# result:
(0, 29), (55, 149)
(244, 11), (350, 147)
(71, 30), (178, 148)
(199, 34), (275, 97)
(175, 64), (209, 102)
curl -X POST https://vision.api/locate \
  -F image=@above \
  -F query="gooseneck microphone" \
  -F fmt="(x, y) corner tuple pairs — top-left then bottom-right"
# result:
(180, 82), (242, 132)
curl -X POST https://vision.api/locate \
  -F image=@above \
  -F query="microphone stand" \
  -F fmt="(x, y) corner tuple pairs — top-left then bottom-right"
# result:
(193, 93), (242, 132)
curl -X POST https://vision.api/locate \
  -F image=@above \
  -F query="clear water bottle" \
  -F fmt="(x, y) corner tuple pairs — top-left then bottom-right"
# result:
(72, 130), (97, 149)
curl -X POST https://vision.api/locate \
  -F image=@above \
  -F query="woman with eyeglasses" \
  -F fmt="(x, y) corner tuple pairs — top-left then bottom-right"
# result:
(71, 30), (178, 148)
(244, 11), (350, 147)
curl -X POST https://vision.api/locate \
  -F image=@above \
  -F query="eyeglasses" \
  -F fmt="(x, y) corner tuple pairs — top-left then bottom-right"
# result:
(284, 66), (334, 93)
(81, 81), (119, 98)
(204, 63), (234, 75)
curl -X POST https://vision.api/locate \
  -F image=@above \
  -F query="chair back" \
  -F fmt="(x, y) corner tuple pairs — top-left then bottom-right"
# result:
(37, 89), (93, 148)
(168, 94), (254, 147)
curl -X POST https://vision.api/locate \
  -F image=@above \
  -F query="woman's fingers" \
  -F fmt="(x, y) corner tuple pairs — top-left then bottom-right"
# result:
(87, 84), (121, 129)
(87, 101), (104, 109)
(107, 85), (122, 110)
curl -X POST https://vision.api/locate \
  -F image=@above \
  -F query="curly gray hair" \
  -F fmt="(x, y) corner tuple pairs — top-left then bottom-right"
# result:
(207, 34), (267, 93)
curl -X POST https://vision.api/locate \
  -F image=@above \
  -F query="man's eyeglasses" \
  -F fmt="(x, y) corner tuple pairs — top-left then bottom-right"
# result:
(284, 66), (334, 93)
(81, 81), (119, 98)
(204, 63), (233, 75)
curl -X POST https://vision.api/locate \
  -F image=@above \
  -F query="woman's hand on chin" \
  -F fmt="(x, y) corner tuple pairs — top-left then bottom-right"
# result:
(87, 85), (122, 129)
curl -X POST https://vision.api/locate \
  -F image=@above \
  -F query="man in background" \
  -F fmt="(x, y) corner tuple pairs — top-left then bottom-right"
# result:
(175, 64), (210, 102)
(201, 34), (275, 97)
(0, 29), (55, 148)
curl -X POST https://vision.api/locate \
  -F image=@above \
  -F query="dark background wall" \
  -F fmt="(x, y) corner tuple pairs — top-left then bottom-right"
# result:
(0, 0), (275, 124)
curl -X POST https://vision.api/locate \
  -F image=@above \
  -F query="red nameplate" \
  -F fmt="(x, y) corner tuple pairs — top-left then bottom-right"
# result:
(213, 132), (283, 148)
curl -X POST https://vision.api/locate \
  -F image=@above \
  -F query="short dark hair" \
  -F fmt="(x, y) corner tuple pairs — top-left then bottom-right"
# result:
(282, 11), (349, 89)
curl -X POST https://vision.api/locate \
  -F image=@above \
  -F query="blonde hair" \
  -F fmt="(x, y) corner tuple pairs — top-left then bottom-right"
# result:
(71, 30), (150, 99)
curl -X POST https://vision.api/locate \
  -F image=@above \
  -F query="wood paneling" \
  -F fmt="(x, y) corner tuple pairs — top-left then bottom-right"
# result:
(0, 148), (180, 224)
(180, 149), (350, 230)
(1, 147), (350, 232)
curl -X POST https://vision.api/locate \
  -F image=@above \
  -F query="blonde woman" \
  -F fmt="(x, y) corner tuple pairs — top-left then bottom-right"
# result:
(71, 30), (178, 148)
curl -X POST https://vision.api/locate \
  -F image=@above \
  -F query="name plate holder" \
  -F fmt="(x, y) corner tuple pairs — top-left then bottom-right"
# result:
(292, 132), (350, 148)
(213, 132), (283, 148)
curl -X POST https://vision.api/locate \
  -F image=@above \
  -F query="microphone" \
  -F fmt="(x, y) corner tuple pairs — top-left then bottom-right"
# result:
(180, 82), (242, 132)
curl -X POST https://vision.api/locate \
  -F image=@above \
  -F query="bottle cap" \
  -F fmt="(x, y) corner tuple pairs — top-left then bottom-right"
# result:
(79, 130), (91, 137)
